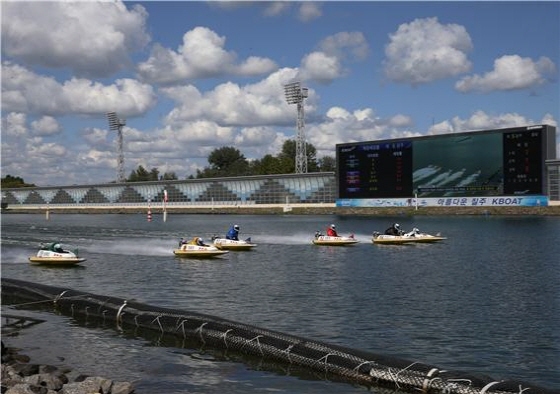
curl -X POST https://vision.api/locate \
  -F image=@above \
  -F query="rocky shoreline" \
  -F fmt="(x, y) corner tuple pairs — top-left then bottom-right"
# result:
(1, 341), (134, 394)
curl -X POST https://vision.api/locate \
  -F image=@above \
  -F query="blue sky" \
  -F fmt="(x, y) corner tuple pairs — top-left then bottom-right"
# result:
(1, 1), (558, 186)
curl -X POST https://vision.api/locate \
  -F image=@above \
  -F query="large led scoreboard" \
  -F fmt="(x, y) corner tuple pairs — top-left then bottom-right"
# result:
(336, 125), (556, 205)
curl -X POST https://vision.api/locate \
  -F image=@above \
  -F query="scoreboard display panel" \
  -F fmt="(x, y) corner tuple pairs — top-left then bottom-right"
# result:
(336, 125), (555, 199)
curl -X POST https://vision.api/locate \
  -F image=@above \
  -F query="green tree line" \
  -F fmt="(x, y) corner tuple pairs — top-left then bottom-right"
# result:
(1, 175), (36, 188)
(128, 140), (334, 182)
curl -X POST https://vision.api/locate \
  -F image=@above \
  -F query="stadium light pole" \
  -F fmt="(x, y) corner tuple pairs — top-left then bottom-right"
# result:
(284, 81), (309, 174)
(106, 111), (126, 183)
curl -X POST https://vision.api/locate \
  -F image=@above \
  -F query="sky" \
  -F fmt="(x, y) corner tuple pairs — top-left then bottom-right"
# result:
(1, 1), (559, 187)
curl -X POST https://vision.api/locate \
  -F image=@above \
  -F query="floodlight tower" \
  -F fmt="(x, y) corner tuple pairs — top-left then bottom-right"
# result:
(106, 111), (126, 183)
(284, 81), (309, 174)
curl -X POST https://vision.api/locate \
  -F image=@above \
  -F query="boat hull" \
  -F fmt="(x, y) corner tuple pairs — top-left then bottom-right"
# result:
(29, 246), (85, 265)
(372, 234), (446, 245)
(174, 244), (229, 258)
(29, 257), (86, 265)
(312, 235), (359, 246)
(212, 238), (256, 251)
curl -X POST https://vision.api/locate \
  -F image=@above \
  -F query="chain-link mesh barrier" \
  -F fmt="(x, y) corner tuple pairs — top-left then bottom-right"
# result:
(2, 278), (556, 394)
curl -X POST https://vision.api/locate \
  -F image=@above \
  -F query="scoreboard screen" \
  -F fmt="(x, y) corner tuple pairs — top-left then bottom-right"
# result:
(339, 141), (412, 198)
(336, 125), (555, 199)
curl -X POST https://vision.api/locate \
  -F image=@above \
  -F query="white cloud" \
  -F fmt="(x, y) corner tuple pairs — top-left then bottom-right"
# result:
(384, 17), (473, 85)
(137, 27), (278, 84)
(83, 127), (110, 148)
(299, 32), (370, 83)
(298, 2), (322, 22)
(1, 62), (157, 116)
(2, 112), (27, 137)
(31, 116), (60, 136)
(318, 32), (369, 61)
(455, 55), (557, 92)
(427, 110), (542, 135)
(263, 2), (291, 17)
(1, 1), (150, 78)
(162, 68), (306, 127)
(300, 52), (342, 82)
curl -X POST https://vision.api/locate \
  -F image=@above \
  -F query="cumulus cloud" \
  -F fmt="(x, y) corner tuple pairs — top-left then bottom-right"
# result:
(384, 17), (473, 85)
(263, 2), (292, 17)
(318, 32), (369, 61)
(2, 112), (27, 138)
(426, 110), (546, 135)
(31, 116), (60, 136)
(1, 62), (157, 116)
(137, 26), (278, 85)
(299, 32), (369, 83)
(300, 52), (342, 82)
(1, 1), (150, 78)
(161, 68), (308, 127)
(307, 106), (422, 156)
(260, 2), (322, 21)
(298, 2), (323, 22)
(455, 55), (557, 92)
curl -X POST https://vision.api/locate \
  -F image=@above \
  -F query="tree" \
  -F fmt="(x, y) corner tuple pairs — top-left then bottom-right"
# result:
(161, 172), (178, 180)
(1, 175), (35, 188)
(205, 146), (249, 177)
(279, 140), (318, 172)
(317, 155), (336, 172)
(250, 154), (284, 175)
(127, 165), (153, 182)
(149, 168), (160, 181)
(195, 141), (328, 178)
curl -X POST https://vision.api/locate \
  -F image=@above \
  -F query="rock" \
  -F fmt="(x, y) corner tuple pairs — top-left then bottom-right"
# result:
(1, 342), (134, 394)
(23, 374), (65, 391)
(5, 383), (49, 393)
(109, 381), (135, 394)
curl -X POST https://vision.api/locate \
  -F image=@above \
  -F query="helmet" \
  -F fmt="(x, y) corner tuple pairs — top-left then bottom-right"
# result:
(234, 225), (240, 230)
(330, 224), (336, 229)
(394, 223), (400, 229)
(54, 243), (61, 249)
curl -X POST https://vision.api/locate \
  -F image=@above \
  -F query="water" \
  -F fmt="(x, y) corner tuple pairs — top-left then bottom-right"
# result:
(1, 213), (559, 393)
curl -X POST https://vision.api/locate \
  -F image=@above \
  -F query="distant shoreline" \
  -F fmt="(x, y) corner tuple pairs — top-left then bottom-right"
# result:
(2, 204), (560, 216)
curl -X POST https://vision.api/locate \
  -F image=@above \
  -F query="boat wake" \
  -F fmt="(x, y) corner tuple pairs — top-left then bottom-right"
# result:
(80, 238), (174, 256)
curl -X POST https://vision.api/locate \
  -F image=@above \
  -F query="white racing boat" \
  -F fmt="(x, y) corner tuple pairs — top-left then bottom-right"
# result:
(212, 237), (257, 251)
(29, 242), (86, 265)
(372, 228), (446, 245)
(312, 232), (359, 246)
(174, 238), (229, 258)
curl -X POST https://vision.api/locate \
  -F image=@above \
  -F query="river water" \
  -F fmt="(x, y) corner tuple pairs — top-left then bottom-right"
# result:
(1, 213), (559, 393)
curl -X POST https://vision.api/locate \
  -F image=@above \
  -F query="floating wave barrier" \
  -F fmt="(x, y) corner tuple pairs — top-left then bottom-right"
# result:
(1, 278), (556, 394)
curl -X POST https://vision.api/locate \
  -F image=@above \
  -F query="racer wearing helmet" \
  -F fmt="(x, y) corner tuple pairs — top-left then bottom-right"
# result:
(226, 224), (240, 240)
(326, 224), (338, 237)
(384, 223), (403, 236)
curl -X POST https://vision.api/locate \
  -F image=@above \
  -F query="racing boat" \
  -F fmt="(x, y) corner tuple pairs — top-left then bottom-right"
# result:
(312, 231), (359, 246)
(29, 242), (86, 265)
(212, 237), (257, 251)
(174, 238), (229, 258)
(372, 228), (446, 245)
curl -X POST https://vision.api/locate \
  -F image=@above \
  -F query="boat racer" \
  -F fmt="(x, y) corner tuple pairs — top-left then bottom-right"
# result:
(226, 224), (240, 240)
(194, 237), (208, 246)
(326, 224), (338, 237)
(384, 223), (404, 236)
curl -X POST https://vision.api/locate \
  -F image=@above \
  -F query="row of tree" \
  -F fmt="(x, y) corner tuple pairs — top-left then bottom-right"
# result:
(127, 140), (335, 182)
(1, 175), (36, 188)
(192, 140), (335, 179)
(2, 140), (336, 186)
